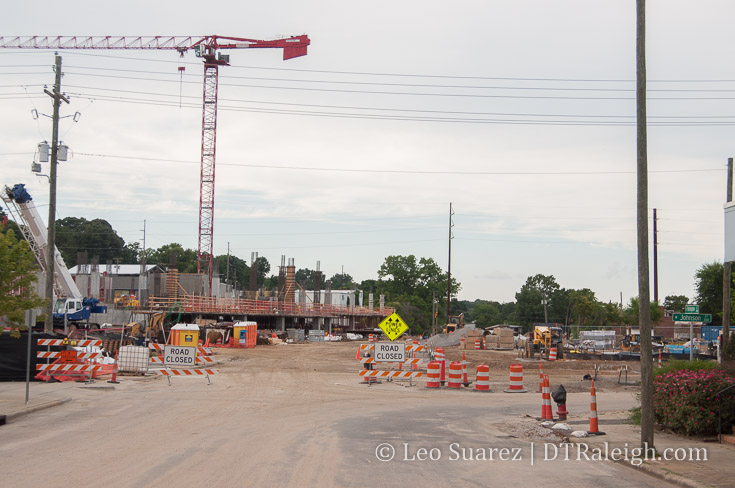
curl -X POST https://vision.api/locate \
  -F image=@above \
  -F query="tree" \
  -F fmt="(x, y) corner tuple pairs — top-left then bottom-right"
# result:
(55, 217), (125, 267)
(663, 295), (689, 313)
(471, 301), (502, 327)
(694, 262), (729, 326)
(147, 243), (197, 272)
(328, 272), (355, 290)
(0, 230), (46, 337)
(622, 297), (663, 326)
(295, 268), (316, 289)
(514, 274), (561, 330)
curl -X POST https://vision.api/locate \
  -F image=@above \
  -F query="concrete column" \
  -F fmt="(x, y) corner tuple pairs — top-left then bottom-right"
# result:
(277, 316), (286, 331)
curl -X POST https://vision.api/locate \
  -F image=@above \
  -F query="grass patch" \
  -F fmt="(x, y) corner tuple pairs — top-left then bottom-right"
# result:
(628, 406), (641, 425)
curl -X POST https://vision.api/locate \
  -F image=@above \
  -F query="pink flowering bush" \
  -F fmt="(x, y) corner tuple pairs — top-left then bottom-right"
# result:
(653, 369), (735, 436)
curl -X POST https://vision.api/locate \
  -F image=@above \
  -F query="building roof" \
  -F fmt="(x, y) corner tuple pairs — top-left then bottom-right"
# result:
(69, 264), (163, 275)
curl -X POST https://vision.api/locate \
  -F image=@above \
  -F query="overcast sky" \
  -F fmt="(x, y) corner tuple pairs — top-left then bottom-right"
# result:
(1, 1), (733, 305)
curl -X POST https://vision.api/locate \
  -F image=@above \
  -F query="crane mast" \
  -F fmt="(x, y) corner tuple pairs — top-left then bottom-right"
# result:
(0, 35), (310, 294)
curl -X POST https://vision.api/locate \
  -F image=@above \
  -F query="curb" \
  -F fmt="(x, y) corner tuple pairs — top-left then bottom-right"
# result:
(4, 397), (72, 423)
(611, 457), (711, 488)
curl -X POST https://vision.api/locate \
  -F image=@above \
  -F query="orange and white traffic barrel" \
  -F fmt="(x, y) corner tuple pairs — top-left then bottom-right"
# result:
(504, 363), (527, 393)
(475, 338), (482, 350)
(549, 347), (557, 361)
(475, 364), (490, 392)
(426, 361), (441, 388)
(435, 347), (446, 384)
(460, 337), (466, 349)
(447, 361), (463, 388)
(541, 374), (553, 420)
(589, 380), (600, 433)
(368, 333), (375, 343)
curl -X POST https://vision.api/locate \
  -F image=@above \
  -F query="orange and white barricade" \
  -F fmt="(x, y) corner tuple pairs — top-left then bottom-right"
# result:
(504, 363), (527, 393)
(475, 364), (490, 392)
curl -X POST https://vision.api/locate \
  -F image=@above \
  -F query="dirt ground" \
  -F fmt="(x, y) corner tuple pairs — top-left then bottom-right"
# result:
(1, 338), (666, 488)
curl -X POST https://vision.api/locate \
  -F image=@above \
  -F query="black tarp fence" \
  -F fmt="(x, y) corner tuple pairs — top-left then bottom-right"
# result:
(0, 331), (59, 381)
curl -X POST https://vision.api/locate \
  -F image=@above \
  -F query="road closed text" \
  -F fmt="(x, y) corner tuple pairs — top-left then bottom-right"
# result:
(374, 342), (406, 362)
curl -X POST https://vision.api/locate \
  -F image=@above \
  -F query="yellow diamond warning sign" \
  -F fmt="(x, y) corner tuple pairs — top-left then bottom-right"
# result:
(378, 313), (409, 341)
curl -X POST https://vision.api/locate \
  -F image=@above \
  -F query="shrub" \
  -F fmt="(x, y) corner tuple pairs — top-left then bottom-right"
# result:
(654, 359), (716, 378)
(654, 369), (735, 436)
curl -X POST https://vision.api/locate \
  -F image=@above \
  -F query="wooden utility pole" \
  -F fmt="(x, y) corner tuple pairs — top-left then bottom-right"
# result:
(43, 54), (69, 333)
(636, 0), (654, 450)
(723, 158), (733, 360)
(446, 203), (454, 324)
(653, 208), (658, 304)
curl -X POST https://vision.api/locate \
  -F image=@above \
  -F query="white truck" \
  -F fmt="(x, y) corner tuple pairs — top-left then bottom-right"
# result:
(2, 183), (107, 328)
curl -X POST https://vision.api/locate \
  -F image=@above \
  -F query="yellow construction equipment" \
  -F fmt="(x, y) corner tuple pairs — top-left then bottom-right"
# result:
(533, 325), (563, 358)
(443, 313), (465, 334)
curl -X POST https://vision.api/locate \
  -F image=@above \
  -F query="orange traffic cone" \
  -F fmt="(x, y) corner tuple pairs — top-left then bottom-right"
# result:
(539, 360), (544, 393)
(462, 351), (469, 386)
(589, 380), (599, 433)
(356, 347), (360, 360)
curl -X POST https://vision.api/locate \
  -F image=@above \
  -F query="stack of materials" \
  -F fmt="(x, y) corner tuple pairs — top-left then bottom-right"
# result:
(465, 328), (484, 349)
(495, 328), (516, 349)
(484, 334), (499, 349)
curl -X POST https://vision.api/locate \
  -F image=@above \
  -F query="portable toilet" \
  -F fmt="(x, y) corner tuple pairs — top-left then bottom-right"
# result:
(171, 323), (200, 347)
(233, 321), (257, 348)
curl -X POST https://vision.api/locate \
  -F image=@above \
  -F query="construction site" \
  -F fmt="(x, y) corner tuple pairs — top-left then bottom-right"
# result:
(2, 13), (735, 487)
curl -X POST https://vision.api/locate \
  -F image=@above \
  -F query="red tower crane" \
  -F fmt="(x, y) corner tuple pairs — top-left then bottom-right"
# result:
(0, 35), (310, 293)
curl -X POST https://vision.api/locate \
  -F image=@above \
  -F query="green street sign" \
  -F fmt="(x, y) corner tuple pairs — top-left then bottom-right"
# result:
(673, 313), (711, 323)
(684, 305), (699, 314)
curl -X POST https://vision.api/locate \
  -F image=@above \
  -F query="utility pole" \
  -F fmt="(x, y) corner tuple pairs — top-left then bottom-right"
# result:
(653, 208), (658, 304)
(723, 157), (733, 360)
(446, 203), (454, 324)
(43, 54), (69, 333)
(138, 219), (147, 307)
(226, 241), (230, 285)
(542, 296), (549, 325)
(636, 0), (655, 450)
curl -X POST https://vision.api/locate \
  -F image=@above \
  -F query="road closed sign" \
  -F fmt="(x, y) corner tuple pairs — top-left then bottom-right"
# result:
(374, 342), (406, 363)
(163, 345), (197, 367)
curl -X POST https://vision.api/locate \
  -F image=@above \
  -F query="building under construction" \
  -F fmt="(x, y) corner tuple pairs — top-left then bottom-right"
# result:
(70, 256), (392, 333)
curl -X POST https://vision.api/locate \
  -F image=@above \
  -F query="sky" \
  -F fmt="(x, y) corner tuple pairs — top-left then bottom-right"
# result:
(0, 1), (733, 305)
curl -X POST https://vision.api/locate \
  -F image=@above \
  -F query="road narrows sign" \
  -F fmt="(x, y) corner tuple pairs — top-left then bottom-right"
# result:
(378, 312), (409, 341)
